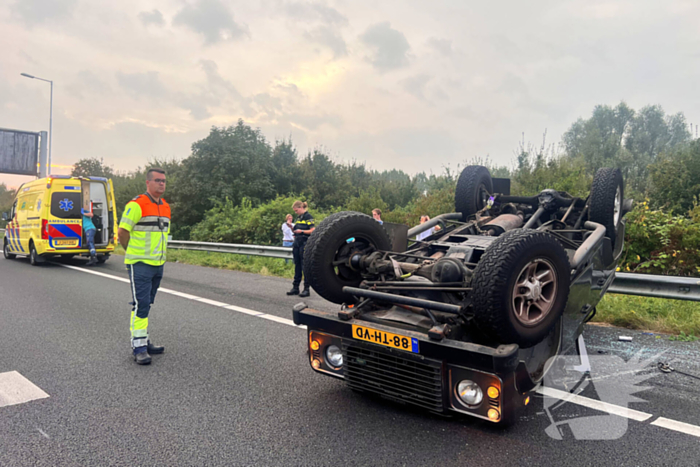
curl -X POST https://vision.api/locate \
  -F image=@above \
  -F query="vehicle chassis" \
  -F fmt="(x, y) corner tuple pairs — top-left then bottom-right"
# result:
(294, 185), (631, 424)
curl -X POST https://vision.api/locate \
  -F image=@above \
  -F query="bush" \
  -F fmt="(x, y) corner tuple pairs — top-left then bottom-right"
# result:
(619, 201), (700, 276)
(190, 195), (332, 246)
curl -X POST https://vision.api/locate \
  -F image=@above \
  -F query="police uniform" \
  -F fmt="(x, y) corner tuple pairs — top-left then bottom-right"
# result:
(119, 193), (170, 360)
(291, 211), (314, 293)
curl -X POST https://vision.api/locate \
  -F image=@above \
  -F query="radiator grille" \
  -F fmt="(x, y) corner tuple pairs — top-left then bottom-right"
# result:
(342, 341), (444, 412)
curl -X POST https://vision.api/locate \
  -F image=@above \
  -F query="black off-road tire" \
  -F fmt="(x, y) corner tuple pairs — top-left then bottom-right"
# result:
(455, 166), (493, 221)
(302, 211), (356, 279)
(471, 229), (570, 347)
(3, 240), (16, 259)
(304, 211), (391, 305)
(589, 168), (624, 248)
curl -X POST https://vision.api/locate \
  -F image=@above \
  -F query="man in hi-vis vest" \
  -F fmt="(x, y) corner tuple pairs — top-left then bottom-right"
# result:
(117, 168), (171, 365)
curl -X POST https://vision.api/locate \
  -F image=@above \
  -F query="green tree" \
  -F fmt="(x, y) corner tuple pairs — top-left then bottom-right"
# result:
(270, 138), (302, 195)
(71, 158), (115, 178)
(648, 140), (700, 212)
(298, 149), (352, 210)
(562, 102), (635, 174)
(174, 120), (277, 237)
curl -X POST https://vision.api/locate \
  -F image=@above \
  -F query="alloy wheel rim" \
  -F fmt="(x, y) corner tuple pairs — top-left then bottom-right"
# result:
(511, 258), (558, 326)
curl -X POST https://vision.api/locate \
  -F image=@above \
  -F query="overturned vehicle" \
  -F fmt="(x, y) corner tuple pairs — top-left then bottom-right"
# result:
(293, 166), (630, 424)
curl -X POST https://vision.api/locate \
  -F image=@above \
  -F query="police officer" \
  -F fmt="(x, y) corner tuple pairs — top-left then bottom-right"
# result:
(287, 200), (315, 298)
(117, 168), (170, 365)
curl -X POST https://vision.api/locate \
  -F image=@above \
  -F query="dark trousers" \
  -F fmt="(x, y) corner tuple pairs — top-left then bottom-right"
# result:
(128, 262), (164, 320)
(292, 240), (308, 289)
(128, 262), (164, 350)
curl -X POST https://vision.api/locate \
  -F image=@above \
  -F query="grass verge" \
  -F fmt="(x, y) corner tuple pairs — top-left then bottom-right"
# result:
(594, 294), (700, 338)
(113, 247), (699, 338)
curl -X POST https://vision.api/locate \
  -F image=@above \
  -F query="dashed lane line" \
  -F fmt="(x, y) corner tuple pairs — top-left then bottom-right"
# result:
(0, 371), (50, 408)
(60, 263), (700, 439)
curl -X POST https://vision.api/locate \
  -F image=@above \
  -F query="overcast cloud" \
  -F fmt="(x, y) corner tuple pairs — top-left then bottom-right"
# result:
(2, 0), (700, 188)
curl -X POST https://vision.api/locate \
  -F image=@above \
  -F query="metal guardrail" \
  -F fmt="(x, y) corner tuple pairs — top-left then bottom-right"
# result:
(3, 230), (698, 301)
(168, 240), (293, 260)
(166, 239), (699, 302)
(610, 272), (700, 302)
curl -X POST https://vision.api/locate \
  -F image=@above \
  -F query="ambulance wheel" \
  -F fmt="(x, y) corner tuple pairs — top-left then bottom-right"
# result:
(97, 254), (110, 264)
(29, 242), (45, 266)
(3, 240), (16, 259)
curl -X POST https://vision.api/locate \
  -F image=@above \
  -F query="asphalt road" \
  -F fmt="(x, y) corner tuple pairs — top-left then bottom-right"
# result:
(1, 255), (699, 466)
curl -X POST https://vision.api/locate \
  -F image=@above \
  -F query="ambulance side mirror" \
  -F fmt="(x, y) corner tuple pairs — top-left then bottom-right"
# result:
(1, 212), (7, 221)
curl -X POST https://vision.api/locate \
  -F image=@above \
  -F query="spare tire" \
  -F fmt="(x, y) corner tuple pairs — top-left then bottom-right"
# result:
(471, 229), (570, 347)
(455, 166), (493, 221)
(304, 211), (391, 305)
(589, 168), (624, 248)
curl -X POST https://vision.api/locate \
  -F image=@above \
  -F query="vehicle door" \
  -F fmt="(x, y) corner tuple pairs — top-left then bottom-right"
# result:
(48, 185), (83, 249)
(86, 180), (111, 246)
(6, 198), (22, 253)
(19, 192), (39, 251)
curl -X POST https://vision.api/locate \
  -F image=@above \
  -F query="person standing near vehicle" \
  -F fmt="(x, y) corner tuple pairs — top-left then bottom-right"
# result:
(287, 201), (314, 298)
(82, 203), (97, 266)
(282, 214), (294, 264)
(372, 208), (383, 225)
(117, 168), (170, 365)
(282, 214), (294, 247)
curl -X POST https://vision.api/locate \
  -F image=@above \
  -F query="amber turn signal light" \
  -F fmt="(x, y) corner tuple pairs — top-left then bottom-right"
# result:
(310, 340), (320, 351)
(487, 386), (500, 399)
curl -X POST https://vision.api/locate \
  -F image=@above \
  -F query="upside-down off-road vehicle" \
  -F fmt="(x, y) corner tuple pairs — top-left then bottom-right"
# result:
(292, 165), (630, 424)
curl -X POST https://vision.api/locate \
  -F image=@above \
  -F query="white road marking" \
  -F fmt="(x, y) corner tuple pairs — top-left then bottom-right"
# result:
(37, 428), (50, 439)
(59, 263), (304, 329)
(159, 288), (200, 300)
(537, 386), (653, 422)
(195, 297), (229, 307)
(58, 264), (700, 436)
(0, 371), (50, 408)
(651, 417), (700, 438)
(223, 304), (264, 316)
(60, 264), (131, 283)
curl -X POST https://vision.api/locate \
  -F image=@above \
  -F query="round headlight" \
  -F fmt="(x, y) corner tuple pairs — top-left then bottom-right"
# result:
(457, 380), (483, 406)
(325, 345), (343, 368)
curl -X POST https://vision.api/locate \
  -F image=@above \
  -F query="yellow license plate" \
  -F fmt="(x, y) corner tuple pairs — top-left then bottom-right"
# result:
(55, 239), (78, 246)
(352, 325), (420, 353)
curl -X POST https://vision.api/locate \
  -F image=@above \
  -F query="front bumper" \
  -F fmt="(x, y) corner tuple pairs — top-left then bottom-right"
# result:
(295, 307), (535, 423)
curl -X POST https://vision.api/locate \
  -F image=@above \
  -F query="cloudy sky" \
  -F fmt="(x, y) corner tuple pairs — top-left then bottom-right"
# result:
(1, 0), (699, 188)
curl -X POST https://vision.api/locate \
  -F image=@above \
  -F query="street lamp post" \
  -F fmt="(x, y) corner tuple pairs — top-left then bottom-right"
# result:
(21, 72), (53, 176)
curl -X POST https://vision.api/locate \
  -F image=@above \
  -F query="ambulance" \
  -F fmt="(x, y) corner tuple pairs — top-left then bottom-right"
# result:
(2, 176), (118, 265)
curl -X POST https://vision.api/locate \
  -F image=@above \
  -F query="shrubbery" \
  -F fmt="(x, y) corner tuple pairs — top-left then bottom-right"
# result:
(190, 195), (333, 245)
(619, 201), (700, 276)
